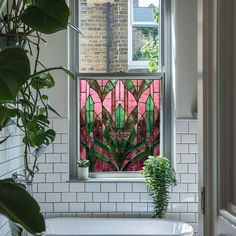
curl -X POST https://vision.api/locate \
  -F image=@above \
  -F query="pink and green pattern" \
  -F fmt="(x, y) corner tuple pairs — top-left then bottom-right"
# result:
(80, 79), (161, 172)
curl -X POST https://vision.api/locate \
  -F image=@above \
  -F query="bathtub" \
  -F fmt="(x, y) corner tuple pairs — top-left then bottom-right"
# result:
(44, 218), (193, 236)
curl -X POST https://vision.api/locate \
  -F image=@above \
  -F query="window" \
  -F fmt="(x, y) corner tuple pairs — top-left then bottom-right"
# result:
(128, 0), (160, 69)
(79, 74), (162, 174)
(68, 0), (171, 179)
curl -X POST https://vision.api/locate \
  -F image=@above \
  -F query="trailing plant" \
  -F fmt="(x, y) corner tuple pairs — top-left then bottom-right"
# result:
(0, 0), (78, 235)
(141, 156), (176, 218)
(77, 159), (90, 167)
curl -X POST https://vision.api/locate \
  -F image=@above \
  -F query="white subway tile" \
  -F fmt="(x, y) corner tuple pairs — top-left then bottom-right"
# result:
(54, 183), (69, 192)
(45, 154), (61, 163)
(147, 203), (154, 212)
(85, 183), (100, 192)
(124, 193), (139, 202)
(61, 154), (69, 163)
(176, 144), (189, 154)
(101, 203), (116, 212)
(176, 164), (188, 173)
(34, 173), (46, 183)
(124, 213), (140, 218)
(181, 174), (196, 183)
(38, 164), (53, 173)
(188, 203), (198, 212)
(172, 184), (188, 193)
(109, 193), (124, 202)
(117, 183), (132, 192)
(176, 134), (181, 143)
(109, 213), (124, 218)
(38, 183), (53, 192)
(69, 183), (84, 192)
(181, 154), (196, 163)
(171, 203), (187, 212)
(169, 193), (180, 203)
(54, 163), (68, 173)
(176, 121), (188, 133)
(85, 203), (100, 212)
(117, 203), (132, 212)
(62, 193), (76, 202)
(181, 134), (196, 144)
(69, 203), (84, 212)
(53, 144), (68, 154)
(93, 193), (108, 202)
(101, 183), (116, 192)
(45, 213), (60, 218)
(140, 193), (152, 202)
(180, 213), (196, 223)
(189, 144), (198, 154)
(46, 173), (61, 182)
(132, 203), (147, 212)
(165, 213), (180, 221)
(54, 203), (69, 212)
(189, 121), (198, 133)
(176, 154), (181, 163)
(61, 213), (77, 217)
(53, 134), (61, 143)
(46, 193), (61, 202)
(61, 173), (69, 182)
(77, 193), (92, 202)
(93, 213), (109, 218)
(180, 193), (195, 202)
(188, 184), (198, 193)
(33, 193), (45, 202)
(39, 203), (53, 213)
(188, 164), (198, 173)
(132, 183), (148, 192)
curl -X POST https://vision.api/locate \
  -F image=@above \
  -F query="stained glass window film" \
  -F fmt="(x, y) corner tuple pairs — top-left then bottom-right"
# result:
(80, 78), (161, 172)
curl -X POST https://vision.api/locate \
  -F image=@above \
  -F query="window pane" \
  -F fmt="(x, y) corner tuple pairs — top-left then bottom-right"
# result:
(133, 0), (159, 24)
(80, 78), (161, 172)
(132, 26), (159, 61)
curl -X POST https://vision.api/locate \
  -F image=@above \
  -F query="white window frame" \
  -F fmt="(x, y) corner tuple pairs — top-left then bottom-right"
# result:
(128, 0), (160, 70)
(68, 0), (173, 180)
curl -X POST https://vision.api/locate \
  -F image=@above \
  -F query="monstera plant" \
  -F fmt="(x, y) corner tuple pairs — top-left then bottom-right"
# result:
(0, 0), (77, 235)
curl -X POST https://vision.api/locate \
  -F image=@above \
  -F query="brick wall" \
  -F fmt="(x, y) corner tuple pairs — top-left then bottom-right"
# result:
(80, 0), (128, 72)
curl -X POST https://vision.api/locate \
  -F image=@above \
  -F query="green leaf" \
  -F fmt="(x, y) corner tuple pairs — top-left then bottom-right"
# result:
(0, 47), (30, 103)
(0, 180), (45, 235)
(20, 0), (69, 34)
(31, 73), (55, 90)
(61, 67), (76, 79)
(0, 106), (17, 131)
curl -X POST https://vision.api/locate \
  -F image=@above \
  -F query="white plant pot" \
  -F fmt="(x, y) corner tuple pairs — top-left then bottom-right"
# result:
(77, 166), (89, 179)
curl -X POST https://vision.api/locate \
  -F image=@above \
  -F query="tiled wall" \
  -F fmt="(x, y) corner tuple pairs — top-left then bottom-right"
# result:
(0, 119), (198, 235)
(30, 119), (199, 235)
(0, 125), (24, 235)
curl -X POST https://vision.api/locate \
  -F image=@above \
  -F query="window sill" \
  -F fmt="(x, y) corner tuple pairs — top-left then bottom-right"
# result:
(69, 177), (145, 183)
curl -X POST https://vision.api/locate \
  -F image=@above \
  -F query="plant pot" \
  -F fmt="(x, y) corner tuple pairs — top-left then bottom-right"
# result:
(77, 166), (89, 180)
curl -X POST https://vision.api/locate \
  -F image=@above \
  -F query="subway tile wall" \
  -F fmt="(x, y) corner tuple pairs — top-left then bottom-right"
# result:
(0, 125), (24, 235)
(0, 119), (199, 235)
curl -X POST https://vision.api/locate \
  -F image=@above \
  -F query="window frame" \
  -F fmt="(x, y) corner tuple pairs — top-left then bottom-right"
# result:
(68, 0), (173, 180)
(77, 73), (164, 179)
(128, 0), (161, 70)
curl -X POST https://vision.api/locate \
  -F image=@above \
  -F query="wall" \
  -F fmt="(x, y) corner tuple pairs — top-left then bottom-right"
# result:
(80, 0), (128, 72)
(29, 119), (198, 235)
(0, 126), (24, 235)
(172, 0), (198, 118)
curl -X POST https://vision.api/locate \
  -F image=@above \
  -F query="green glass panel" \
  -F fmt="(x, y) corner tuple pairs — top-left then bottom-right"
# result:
(138, 80), (153, 99)
(122, 80), (137, 100)
(86, 96), (94, 134)
(115, 105), (125, 130)
(146, 96), (154, 134)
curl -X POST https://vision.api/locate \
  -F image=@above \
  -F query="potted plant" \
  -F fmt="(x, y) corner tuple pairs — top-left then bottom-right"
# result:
(141, 155), (176, 218)
(77, 159), (90, 180)
(0, 0), (79, 235)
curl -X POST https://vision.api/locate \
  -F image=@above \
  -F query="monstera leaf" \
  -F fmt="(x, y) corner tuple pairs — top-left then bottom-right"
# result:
(0, 47), (30, 103)
(20, 0), (69, 34)
(0, 180), (45, 235)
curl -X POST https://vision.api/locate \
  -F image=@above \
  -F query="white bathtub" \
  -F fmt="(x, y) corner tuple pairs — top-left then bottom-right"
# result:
(44, 218), (193, 236)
